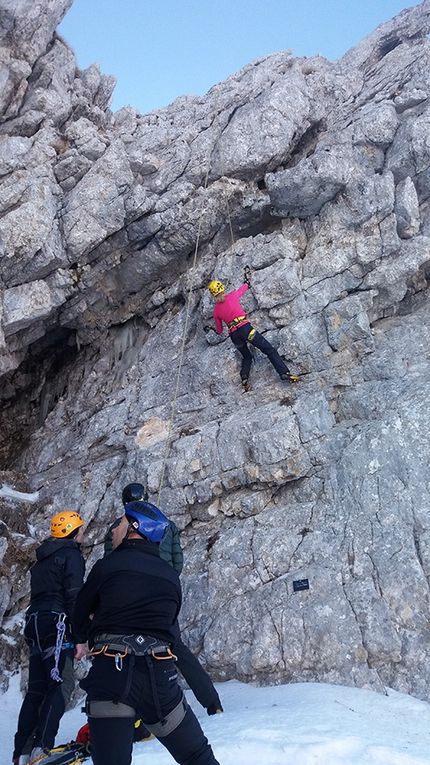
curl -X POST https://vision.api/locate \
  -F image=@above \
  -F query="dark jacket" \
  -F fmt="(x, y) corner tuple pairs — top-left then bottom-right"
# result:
(27, 538), (85, 641)
(104, 519), (184, 574)
(158, 521), (183, 574)
(73, 538), (181, 647)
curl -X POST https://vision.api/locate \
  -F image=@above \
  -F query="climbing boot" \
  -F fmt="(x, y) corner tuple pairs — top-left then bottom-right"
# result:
(241, 378), (251, 392)
(133, 719), (154, 742)
(280, 372), (299, 384)
(28, 749), (49, 764)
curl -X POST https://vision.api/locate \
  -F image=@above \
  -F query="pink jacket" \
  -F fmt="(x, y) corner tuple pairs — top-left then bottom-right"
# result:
(213, 284), (250, 334)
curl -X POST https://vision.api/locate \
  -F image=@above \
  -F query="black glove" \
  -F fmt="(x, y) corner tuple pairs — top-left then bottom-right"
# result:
(207, 701), (224, 715)
(203, 325), (214, 333)
(243, 265), (251, 287)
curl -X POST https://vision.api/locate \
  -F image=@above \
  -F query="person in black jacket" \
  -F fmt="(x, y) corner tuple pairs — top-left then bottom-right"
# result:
(104, 483), (223, 725)
(74, 500), (221, 765)
(12, 511), (86, 765)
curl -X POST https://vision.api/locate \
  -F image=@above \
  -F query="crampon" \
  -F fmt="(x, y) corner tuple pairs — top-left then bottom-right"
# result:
(27, 742), (91, 765)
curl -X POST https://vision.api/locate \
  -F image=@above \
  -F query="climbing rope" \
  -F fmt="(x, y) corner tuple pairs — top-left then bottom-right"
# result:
(156, 163), (211, 504)
(156, 97), (240, 503)
(213, 94), (237, 288)
(50, 612), (66, 682)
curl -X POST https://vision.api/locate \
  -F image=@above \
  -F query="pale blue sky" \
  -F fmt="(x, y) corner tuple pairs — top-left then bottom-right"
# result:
(58, 0), (420, 115)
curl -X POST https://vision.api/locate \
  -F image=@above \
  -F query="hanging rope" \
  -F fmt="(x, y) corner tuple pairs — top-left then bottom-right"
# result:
(213, 95), (237, 288)
(156, 96), (240, 503)
(156, 163), (211, 505)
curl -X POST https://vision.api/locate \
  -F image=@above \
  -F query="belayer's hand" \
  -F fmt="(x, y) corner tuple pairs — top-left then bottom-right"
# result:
(74, 643), (87, 660)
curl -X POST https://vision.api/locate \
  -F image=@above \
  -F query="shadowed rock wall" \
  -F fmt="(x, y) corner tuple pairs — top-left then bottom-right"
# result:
(1, 0), (430, 700)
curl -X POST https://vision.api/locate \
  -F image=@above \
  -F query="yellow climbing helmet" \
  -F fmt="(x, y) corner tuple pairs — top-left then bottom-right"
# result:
(51, 511), (84, 538)
(208, 280), (225, 297)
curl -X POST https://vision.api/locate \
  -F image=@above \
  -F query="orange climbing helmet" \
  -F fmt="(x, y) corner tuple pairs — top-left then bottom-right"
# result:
(208, 280), (225, 297)
(51, 511), (84, 538)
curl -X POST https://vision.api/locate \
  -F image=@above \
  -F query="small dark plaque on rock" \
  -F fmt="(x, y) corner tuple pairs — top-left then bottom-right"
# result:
(293, 578), (309, 592)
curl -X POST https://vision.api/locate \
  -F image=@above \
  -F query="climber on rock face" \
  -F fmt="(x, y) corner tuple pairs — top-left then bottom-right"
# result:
(206, 269), (298, 391)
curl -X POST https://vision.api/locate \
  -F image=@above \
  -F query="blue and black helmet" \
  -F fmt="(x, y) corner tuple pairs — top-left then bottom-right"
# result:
(124, 500), (169, 544)
(122, 482), (148, 505)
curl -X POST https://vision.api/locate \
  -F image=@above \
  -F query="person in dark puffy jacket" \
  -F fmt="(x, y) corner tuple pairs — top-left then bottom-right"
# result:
(105, 515), (183, 573)
(104, 482), (183, 572)
(158, 519), (184, 572)
(12, 511), (86, 765)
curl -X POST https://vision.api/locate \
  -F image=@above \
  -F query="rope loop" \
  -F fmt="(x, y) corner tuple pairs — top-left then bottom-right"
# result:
(50, 612), (67, 683)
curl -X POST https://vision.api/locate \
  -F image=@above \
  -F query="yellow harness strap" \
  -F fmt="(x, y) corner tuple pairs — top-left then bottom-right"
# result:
(227, 315), (246, 330)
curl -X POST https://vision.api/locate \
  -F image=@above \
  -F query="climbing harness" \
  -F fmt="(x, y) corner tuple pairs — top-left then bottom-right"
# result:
(50, 613), (67, 683)
(133, 719), (155, 742)
(87, 633), (182, 740)
(226, 315), (247, 330)
(143, 693), (188, 738)
(87, 633), (177, 667)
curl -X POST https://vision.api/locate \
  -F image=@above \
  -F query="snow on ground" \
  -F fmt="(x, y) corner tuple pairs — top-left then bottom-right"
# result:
(1, 673), (430, 765)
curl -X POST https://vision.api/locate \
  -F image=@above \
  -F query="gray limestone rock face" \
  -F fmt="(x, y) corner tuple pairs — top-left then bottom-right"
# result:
(1, 0), (430, 704)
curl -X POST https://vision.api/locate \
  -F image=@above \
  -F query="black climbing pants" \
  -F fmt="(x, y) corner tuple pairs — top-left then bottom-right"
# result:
(134, 623), (221, 742)
(13, 612), (74, 758)
(81, 653), (220, 765)
(229, 323), (289, 381)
